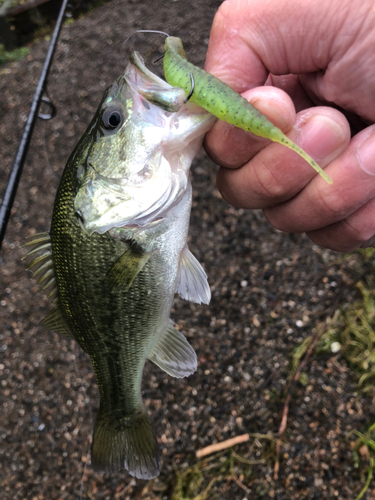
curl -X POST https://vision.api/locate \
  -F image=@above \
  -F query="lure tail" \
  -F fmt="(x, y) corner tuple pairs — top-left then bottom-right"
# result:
(91, 403), (160, 479)
(269, 132), (333, 184)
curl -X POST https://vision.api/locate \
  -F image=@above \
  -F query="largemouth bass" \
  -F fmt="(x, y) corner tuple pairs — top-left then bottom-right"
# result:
(24, 52), (215, 479)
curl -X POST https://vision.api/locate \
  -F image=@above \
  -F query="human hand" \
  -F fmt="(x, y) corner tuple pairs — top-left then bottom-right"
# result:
(204, 0), (375, 252)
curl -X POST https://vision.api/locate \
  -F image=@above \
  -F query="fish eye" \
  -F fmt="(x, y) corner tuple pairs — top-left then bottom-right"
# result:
(102, 107), (124, 130)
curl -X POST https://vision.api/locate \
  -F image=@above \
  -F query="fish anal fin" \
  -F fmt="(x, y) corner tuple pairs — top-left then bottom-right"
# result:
(148, 321), (197, 378)
(107, 242), (152, 291)
(91, 402), (160, 479)
(176, 245), (211, 305)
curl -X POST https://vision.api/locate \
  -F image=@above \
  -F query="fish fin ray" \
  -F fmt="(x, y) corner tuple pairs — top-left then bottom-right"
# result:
(22, 232), (57, 301)
(176, 245), (211, 304)
(40, 306), (75, 339)
(22, 232), (50, 247)
(148, 321), (197, 378)
(107, 242), (152, 291)
(91, 403), (160, 479)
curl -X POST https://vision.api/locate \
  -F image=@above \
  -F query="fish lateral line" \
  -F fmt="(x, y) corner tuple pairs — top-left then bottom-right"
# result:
(163, 36), (332, 185)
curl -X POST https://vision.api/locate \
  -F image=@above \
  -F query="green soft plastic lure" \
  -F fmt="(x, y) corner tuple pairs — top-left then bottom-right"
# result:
(163, 36), (332, 185)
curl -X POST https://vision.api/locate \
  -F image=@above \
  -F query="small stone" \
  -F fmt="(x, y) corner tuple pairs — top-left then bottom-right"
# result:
(314, 478), (323, 487)
(331, 342), (341, 353)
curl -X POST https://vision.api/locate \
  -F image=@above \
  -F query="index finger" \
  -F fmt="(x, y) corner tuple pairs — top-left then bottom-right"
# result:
(205, 0), (350, 90)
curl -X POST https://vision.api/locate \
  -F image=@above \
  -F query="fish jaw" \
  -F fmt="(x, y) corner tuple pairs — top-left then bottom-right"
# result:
(73, 54), (215, 235)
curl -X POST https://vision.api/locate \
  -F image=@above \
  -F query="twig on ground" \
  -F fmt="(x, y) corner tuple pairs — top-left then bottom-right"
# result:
(196, 434), (250, 458)
(230, 471), (250, 493)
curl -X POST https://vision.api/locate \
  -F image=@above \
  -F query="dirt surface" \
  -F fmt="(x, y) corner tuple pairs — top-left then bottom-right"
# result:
(1, 0), (375, 499)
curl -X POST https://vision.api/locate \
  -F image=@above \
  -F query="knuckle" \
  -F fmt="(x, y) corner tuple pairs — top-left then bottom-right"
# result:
(314, 184), (349, 221)
(342, 218), (374, 247)
(252, 160), (292, 203)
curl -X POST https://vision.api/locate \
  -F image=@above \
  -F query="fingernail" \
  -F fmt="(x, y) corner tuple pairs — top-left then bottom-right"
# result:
(360, 234), (375, 248)
(298, 115), (346, 161)
(356, 130), (375, 175)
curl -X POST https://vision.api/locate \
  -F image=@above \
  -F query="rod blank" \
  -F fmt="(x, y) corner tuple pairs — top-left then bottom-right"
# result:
(0, 0), (69, 250)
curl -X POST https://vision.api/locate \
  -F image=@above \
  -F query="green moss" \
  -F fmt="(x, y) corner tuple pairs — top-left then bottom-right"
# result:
(291, 248), (375, 393)
(320, 280), (375, 392)
(0, 0), (20, 10)
(0, 43), (29, 64)
(349, 423), (375, 500)
(169, 437), (275, 499)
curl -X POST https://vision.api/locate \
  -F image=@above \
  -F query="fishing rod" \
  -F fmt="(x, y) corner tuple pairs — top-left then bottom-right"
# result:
(0, 0), (69, 251)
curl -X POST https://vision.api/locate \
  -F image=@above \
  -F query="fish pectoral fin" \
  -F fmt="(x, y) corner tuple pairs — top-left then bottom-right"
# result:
(40, 306), (75, 339)
(107, 243), (152, 291)
(176, 245), (211, 305)
(148, 321), (197, 378)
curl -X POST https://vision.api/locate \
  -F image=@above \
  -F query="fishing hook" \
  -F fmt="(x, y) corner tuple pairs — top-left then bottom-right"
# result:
(184, 72), (195, 103)
(152, 53), (165, 64)
(122, 29), (170, 47)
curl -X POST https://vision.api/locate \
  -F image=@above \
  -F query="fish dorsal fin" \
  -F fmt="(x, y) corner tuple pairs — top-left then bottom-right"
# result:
(22, 232), (57, 301)
(148, 321), (197, 378)
(22, 233), (78, 343)
(107, 241), (152, 291)
(40, 306), (74, 338)
(176, 245), (211, 305)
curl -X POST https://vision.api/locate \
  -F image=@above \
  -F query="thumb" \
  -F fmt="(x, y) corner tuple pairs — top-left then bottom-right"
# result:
(205, 0), (368, 95)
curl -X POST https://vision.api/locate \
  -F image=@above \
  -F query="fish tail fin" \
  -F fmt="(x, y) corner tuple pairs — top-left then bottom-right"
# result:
(91, 403), (160, 479)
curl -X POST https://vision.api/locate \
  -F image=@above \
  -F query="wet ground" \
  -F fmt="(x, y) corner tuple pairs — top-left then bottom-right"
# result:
(1, 0), (375, 498)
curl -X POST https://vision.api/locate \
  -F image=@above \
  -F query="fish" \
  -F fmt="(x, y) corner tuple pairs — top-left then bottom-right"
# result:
(23, 50), (216, 479)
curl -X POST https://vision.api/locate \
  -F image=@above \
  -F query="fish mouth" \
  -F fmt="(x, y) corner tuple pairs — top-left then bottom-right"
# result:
(74, 51), (215, 236)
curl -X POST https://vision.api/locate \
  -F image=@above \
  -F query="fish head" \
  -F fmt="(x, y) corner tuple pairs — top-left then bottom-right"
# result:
(73, 53), (215, 235)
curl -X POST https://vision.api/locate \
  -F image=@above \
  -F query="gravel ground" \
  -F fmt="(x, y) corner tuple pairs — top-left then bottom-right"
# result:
(1, 0), (375, 499)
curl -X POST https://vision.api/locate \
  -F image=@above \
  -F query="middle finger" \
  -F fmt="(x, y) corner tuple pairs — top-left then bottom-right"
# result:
(216, 106), (350, 209)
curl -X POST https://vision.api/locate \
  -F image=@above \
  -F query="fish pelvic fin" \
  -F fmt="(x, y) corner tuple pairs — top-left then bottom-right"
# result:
(176, 245), (211, 305)
(148, 321), (197, 378)
(91, 403), (160, 479)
